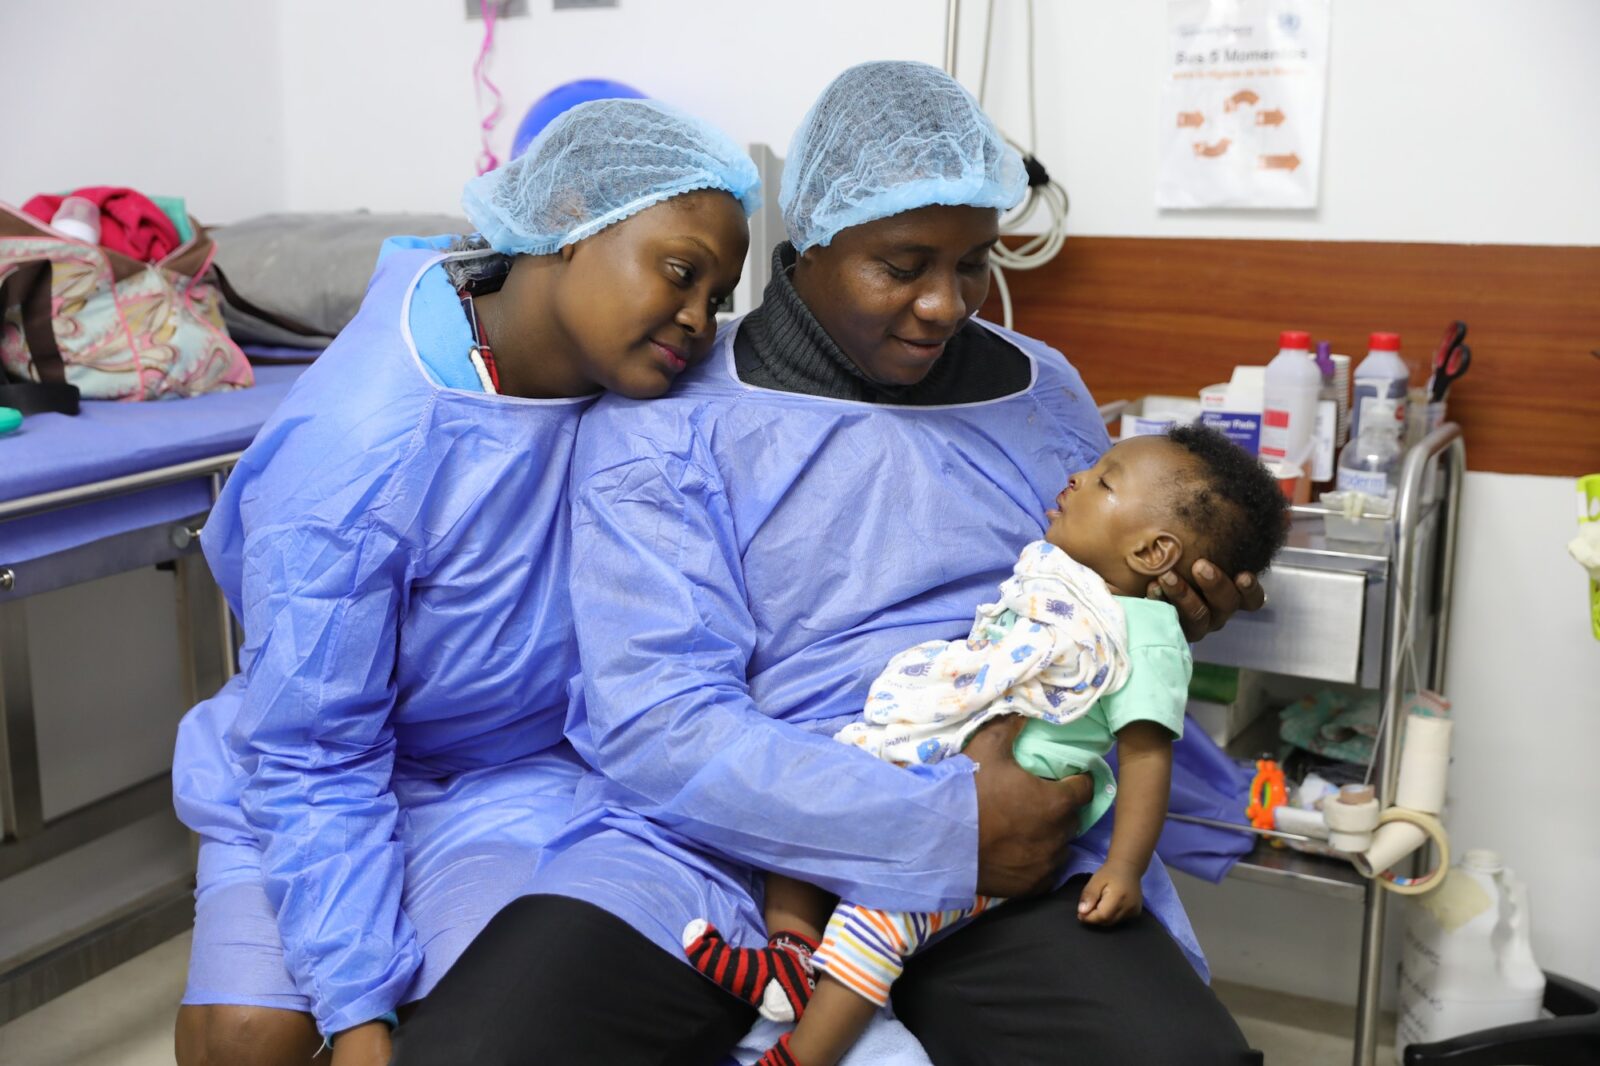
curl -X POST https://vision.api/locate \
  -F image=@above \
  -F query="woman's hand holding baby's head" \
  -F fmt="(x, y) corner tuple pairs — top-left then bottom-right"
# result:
(1045, 425), (1288, 639)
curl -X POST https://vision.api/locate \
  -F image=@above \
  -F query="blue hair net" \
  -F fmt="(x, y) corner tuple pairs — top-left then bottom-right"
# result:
(462, 98), (761, 256)
(780, 61), (1026, 251)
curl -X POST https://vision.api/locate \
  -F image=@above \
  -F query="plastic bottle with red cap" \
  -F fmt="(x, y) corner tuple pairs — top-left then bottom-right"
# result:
(1350, 331), (1409, 443)
(1260, 330), (1322, 480)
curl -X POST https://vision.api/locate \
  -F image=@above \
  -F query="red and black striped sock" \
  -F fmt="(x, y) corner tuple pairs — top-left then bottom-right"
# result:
(681, 920), (818, 1022)
(756, 1031), (802, 1066)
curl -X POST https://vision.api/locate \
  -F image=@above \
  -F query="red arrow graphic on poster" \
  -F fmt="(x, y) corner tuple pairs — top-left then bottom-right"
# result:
(1255, 108), (1285, 127)
(1259, 152), (1301, 170)
(1193, 139), (1232, 158)
(1177, 111), (1205, 128)
(1224, 89), (1260, 112)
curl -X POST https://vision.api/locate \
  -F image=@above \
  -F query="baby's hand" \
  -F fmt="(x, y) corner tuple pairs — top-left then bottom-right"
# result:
(1077, 861), (1144, 925)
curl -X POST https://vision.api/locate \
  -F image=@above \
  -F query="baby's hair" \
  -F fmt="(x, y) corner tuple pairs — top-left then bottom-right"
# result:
(1163, 424), (1289, 578)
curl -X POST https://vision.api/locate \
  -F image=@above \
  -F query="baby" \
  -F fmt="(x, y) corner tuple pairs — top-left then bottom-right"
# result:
(683, 424), (1289, 1066)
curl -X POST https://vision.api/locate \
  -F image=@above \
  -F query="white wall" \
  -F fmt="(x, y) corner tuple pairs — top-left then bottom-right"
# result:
(269, 0), (1600, 245)
(274, 0), (944, 216)
(1434, 473), (1600, 986)
(7, 1), (1591, 243)
(984, 1), (1600, 244)
(0, 1), (287, 225)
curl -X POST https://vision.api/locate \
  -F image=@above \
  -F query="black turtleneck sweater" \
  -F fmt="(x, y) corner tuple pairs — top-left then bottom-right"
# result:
(733, 244), (1033, 405)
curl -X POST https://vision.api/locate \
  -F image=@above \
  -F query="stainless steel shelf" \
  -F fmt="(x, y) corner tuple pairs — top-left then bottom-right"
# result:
(1228, 840), (1368, 902)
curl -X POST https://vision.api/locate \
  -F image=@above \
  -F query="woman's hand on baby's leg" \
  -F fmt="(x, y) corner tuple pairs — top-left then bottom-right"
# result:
(1077, 861), (1145, 925)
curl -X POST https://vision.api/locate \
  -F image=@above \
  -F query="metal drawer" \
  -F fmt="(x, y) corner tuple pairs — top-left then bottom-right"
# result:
(1193, 564), (1380, 685)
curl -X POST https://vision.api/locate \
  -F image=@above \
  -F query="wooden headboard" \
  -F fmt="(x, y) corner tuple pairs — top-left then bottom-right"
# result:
(981, 237), (1600, 477)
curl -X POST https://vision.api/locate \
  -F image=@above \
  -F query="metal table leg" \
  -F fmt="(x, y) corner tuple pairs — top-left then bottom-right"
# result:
(1352, 428), (1465, 1066)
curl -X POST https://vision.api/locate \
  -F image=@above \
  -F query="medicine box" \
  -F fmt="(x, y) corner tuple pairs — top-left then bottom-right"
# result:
(1118, 396), (1202, 440)
(1184, 664), (1267, 747)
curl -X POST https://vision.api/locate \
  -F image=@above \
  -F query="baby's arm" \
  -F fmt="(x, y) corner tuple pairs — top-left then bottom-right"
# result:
(1078, 720), (1173, 925)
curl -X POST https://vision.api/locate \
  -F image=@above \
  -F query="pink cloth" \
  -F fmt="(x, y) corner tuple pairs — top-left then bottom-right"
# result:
(22, 186), (181, 262)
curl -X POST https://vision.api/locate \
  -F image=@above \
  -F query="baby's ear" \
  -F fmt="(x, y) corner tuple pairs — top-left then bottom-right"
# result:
(1125, 530), (1183, 577)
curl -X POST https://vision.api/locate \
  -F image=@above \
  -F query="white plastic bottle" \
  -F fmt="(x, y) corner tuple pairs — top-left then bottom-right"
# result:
(1349, 331), (1409, 442)
(1260, 330), (1321, 469)
(1396, 849), (1545, 1062)
(1336, 398), (1404, 504)
(50, 195), (102, 245)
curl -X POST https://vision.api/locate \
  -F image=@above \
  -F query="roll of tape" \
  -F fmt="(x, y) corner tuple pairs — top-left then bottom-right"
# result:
(1394, 713), (1452, 815)
(1328, 829), (1373, 853)
(1352, 808), (1449, 895)
(1323, 794), (1380, 832)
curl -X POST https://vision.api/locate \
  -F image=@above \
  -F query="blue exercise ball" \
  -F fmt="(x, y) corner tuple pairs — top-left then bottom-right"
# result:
(511, 79), (649, 159)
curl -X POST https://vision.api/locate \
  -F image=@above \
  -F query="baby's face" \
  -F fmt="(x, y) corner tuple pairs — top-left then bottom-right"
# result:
(1045, 436), (1190, 593)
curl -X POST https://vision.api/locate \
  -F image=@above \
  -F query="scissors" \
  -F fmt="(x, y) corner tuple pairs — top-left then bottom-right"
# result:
(1428, 320), (1472, 402)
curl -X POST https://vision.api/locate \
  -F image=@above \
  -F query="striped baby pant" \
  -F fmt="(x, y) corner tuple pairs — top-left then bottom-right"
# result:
(812, 895), (1005, 1006)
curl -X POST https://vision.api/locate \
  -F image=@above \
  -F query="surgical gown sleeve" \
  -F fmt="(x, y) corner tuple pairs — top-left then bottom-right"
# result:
(227, 517), (418, 1036)
(568, 447), (980, 914)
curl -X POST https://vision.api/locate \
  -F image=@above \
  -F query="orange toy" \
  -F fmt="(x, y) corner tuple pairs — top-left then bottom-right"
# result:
(1245, 758), (1288, 830)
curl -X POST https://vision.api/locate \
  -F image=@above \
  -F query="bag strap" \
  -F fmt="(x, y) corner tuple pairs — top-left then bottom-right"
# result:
(209, 264), (328, 339)
(0, 260), (80, 415)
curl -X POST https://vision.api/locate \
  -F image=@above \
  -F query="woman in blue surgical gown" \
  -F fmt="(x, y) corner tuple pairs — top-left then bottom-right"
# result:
(395, 63), (1264, 1066)
(170, 99), (758, 1066)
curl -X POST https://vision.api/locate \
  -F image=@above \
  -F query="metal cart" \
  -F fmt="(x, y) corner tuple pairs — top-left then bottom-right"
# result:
(1157, 419), (1467, 1066)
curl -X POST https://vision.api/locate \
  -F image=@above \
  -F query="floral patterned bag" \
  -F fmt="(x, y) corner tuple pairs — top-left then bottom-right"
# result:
(0, 201), (254, 412)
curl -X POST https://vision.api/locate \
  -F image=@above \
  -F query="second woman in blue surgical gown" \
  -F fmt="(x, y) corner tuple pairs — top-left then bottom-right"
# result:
(170, 97), (760, 1049)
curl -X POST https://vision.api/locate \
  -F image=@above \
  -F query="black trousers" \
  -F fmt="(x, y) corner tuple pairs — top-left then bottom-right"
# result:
(392, 881), (1262, 1066)
(895, 875), (1262, 1065)
(391, 894), (754, 1065)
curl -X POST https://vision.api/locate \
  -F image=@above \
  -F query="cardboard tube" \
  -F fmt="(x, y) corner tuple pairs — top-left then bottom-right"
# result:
(1394, 713), (1452, 815)
(1352, 808), (1450, 895)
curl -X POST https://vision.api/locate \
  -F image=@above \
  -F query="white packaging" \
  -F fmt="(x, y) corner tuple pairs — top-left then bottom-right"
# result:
(1183, 668), (1265, 746)
(1329, 352), (1352, 447)
(1310, 398), (1337, 481)
(1396, 851), (1545, 1062)
(1119, 396), (1202, 440)
(1199, 366), (1265, 453)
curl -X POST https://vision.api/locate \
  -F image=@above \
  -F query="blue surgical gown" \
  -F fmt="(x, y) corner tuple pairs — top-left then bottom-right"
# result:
(534, 316), (1210, 978)
(171, 244), (593, 1034)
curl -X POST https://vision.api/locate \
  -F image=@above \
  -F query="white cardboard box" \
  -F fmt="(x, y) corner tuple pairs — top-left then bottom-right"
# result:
(1118, 395), (1202, 440)
(1184, 668), (1267, 748)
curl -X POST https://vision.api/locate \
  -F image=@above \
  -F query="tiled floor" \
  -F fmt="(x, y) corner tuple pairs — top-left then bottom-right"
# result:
(1217, 980), (1396, 1066)
(0, 930), (1388, 1065)
(0, 932), (190, 1066)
